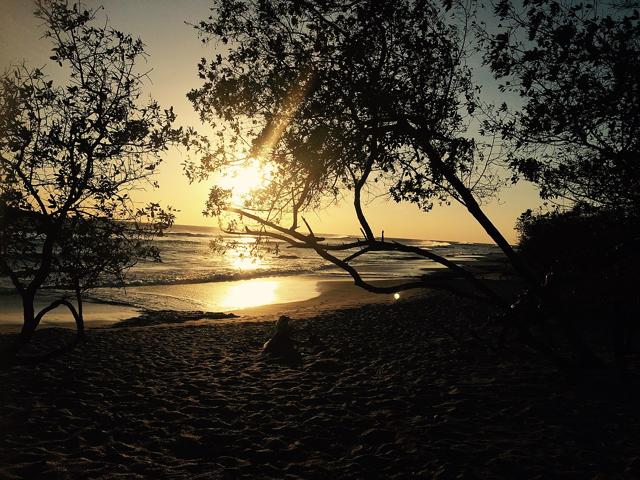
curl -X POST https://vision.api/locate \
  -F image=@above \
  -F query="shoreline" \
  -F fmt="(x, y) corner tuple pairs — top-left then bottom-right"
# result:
(0, 272), (523, 334)
(0, 248), (518, 333)
(0, 278), (423, 334)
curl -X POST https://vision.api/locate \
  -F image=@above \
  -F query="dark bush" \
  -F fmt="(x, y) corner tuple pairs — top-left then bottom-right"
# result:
(515, 205), (640, 367)
(517, 205), (639, 291)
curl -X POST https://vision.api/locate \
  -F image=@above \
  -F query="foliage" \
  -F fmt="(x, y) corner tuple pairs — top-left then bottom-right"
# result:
(514, 205), (640, 366)
(485, 0), (640, 213)
(188, 0), (536, 304)
(0, 0), (179, 343)
(190, 0), (501, 215)
(516, 205), (640, 283)
(52, 207), (172, 293)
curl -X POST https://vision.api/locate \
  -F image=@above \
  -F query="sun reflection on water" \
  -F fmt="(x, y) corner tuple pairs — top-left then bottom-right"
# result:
(231, 255), (262, 271)
(225, 237), (264, 271)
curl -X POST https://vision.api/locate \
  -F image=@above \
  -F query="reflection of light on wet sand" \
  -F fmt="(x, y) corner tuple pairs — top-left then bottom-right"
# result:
(90, 276), (322, 315)
(218, 279), (278, 309)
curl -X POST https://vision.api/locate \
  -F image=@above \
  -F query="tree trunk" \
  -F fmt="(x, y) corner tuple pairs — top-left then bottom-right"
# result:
(74, 282), (85, 339)
(397, 122), (539, 289)
(417, 135), (540, 291)
(0, 292), (37, 366)
(19, 291), (37, 344)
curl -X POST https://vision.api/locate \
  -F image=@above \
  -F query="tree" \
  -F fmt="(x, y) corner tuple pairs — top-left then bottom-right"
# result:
(187, 0), (568, 359)
(484, 0), (640, 214)
(473, 0), (640, 367)
(0, 0), (179, 352)
(48, 208), (172, 338)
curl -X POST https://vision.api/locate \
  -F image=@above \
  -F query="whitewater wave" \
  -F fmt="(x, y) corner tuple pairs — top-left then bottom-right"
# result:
(99, 266), (342, 288)
(161, 232), (216, 239)
(425, 241), (452, 247)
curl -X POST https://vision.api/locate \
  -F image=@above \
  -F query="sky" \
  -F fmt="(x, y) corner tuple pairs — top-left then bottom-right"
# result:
(0, 0), (545, 243)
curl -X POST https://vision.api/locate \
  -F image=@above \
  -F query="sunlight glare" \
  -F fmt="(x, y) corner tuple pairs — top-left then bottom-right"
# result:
(226, 237), (263, 271)
(217, 156), (272, 205)
(219, 280), (278, 309)
(232, 255), (262, 271)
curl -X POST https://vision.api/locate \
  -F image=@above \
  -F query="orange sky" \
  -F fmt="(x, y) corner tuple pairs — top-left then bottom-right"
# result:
(0, 0), (545, 243)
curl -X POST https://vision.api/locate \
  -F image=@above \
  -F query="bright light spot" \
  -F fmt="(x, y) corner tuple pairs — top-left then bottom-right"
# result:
(226, 239), (263, 271)
(394, 293), (400, 300)
(219, 280), (278, 309)
(217, 156), (272, 204)
(232, 255), (262, 271)
(235, 236), (256, 244)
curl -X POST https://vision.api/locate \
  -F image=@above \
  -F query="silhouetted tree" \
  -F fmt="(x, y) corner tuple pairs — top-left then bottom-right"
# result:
(48, 209), (172, 338)
(188, 0), (536, 289)
(186, 0), (578, 362)
(485, 0), (640, 214)
(473, 0), (640, 367)
(0, 0), (179, 354)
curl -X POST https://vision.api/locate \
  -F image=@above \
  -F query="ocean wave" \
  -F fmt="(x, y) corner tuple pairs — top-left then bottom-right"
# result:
(425, 241), (452, 247)
(152, 238), (205, 246)
(162, 232), (216, 238)
(102, 267), (333, 288)
(0, 267), (338, 294)
(324, 235), (359, 240)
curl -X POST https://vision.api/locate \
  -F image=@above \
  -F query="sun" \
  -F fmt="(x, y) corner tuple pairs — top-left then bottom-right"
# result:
(216, 157), (272, 205)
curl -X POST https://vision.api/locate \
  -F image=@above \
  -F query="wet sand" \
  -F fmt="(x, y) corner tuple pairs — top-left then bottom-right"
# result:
(2, 291), (639, 479)
(0, 278), (416, 333)
(212, 279), (423, 323)
(0, 294), (141, 331)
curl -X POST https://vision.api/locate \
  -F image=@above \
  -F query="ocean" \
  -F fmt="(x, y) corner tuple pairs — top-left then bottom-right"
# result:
(0, 224), (502, 323)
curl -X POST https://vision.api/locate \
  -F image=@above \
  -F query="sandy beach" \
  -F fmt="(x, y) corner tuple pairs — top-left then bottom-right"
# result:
(2, 288), (639, 479)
